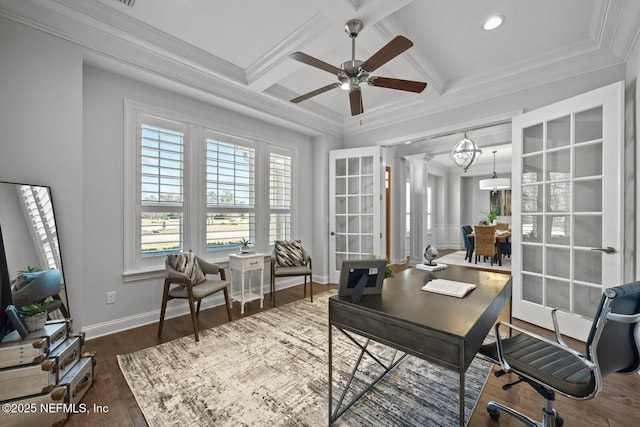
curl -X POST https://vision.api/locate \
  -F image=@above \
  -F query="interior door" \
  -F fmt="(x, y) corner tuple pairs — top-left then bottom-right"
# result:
(512, 81), (624, 340)
(329, 147), (383, 284)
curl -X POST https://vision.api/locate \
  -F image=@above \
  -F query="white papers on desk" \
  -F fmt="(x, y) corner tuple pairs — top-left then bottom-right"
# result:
(421, 279), (476, 298)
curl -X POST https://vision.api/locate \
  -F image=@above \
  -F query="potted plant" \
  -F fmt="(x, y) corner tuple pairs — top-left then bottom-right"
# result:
(239, 237), (251, 253)
(19, 302), (49, 331)
(367, 253), (394, 278)
(482, 206), (499, 225)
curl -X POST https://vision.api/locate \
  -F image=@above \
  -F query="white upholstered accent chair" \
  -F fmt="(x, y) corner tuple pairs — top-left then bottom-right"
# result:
(158, 252), (231, 342)
(270, 240), (312, 306)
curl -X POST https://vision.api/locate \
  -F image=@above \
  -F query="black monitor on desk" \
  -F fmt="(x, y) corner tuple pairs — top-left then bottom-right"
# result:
(338, 259), (386, 301)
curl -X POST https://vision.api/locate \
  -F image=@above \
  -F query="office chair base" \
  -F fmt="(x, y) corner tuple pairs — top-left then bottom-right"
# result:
(486, 401), (563, 427)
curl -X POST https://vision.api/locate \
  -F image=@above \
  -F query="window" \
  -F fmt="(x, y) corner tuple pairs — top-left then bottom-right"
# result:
(124, 101), (296, 276)
(269, 151), (292, 244)
(405, 181), (411, 259)
(139, 120), (185, 258)
(206, 136), (255, 252)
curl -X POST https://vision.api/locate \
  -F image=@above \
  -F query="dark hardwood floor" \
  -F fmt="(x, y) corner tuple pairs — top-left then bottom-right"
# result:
(66, 260), (640, 427)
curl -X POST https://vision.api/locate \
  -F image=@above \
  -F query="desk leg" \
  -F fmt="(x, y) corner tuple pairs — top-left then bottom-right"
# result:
(459, 369), (466, 427)
(328, 323), (333, 425)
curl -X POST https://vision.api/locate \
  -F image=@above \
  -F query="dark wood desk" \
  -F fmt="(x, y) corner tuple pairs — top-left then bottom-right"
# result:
(328, 266), (512, 426)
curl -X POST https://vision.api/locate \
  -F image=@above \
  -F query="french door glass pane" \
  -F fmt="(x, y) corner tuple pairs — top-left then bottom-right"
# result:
(348, 215), (359, 233)
(523, 154), (543, 181)
(547, 115), (570, 149)
(522, 245), (543, 273)
(522, 274), (543, 304)
(522, 215), (542, 243)
(574, 180), (602, 212)
(522, 184), (543, 212)
(547, 215), (570, 245)
(574, 284), (601, 318)
(348, 158), (359, 175)
(336, 159), (346, 176)
(574, 249), (602, 283)
(547, 182), (570, 212)
(546, 278), (570, 310)
(575, 142), (603, 178)
(575, 107), (603, 143)
(336, 197), (346, 215)
(574, 215), (602, 247)
(523, 124), (543, 154)
(547, 149), (570, 180)
(336, 177), (346, 195)
(546, 246), (570, 278)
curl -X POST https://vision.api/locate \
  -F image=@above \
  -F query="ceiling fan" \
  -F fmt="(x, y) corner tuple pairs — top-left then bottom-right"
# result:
(289, 19), (427, 116)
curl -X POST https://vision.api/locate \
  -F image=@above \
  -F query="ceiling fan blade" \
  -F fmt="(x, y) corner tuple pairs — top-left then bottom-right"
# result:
(290, 83), (340, 103)
(349, 89), (363, 116)
(289, 52), (344, 76)
(368, 76), (427, 93)
(360, 36), (413, 72)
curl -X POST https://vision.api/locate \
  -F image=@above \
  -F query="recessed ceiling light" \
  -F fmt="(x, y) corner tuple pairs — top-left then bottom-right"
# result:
(483, 15), (505, 31)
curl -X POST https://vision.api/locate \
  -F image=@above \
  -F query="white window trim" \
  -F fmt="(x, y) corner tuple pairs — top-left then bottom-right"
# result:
(123, 99), (298, 281)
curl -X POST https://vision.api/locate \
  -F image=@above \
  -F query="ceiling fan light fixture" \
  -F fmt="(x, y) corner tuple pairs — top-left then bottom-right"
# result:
(451, 133), (482, 172)
(483, 15), (505, 31)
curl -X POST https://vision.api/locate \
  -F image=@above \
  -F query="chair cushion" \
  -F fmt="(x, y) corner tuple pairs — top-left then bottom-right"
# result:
(480, 333), (595, 398)
(167, 251), (206, 285)
(168, 279), (228, 299)
(274, 240), (305, 267)
(273, 265), (312, 277)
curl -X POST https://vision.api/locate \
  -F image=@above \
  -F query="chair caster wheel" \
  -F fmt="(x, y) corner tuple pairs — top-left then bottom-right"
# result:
(555, 415), (564, 426)
(487, 407), (500, 421)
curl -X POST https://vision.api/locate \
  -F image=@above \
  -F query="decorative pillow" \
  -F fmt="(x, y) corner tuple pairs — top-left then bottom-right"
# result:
(275, 240), (305, 267)
(167, 251), (206, 285)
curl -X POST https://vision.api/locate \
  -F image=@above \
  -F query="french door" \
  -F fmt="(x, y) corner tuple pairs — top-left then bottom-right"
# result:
(512, 81), (624, 340)
(328, 147), (384, 283)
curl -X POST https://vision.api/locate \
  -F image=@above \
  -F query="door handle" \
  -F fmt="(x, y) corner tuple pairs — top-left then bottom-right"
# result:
(330, 231), (335, 236)
(590, 246), (616, 254)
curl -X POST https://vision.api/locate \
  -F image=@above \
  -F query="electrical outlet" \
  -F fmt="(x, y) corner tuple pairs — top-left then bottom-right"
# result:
(106, 291), (116, 304)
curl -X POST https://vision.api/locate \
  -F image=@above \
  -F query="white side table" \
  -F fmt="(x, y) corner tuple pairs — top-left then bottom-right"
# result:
(228, 253), (265, 314)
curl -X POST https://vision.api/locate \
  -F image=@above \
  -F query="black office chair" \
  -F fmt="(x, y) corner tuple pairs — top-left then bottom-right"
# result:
(479, 281), (640, 426)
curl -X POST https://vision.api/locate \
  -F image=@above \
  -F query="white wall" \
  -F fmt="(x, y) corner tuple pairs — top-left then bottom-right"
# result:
(82, 65), (316, 337)
(0, 17), (85, 328)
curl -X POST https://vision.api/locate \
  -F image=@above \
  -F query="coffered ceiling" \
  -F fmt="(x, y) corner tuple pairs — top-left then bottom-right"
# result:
(1, 0), (639, 142)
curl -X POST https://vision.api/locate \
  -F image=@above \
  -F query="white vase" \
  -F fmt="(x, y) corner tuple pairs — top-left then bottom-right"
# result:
(23, 312), (47, 332)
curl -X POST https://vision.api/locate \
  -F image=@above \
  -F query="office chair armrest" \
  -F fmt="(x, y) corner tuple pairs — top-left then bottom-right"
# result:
(551, 308), (594, 347)
(606, 312), (640, 323)
(493, 321), (596, 374)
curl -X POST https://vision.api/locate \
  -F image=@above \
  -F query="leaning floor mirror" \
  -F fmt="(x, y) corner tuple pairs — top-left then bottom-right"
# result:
(0, 181), (69, 319)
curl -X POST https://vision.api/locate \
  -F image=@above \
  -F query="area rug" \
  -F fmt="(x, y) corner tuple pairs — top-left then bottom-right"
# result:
(436, 250), (511, 273)
(118, 291), (495, 426)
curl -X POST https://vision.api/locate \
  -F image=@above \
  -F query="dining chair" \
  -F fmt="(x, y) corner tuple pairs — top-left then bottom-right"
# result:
(474, 225), (497, 266)
(495, 223), (511, 258)
(461, 225), (474, 262)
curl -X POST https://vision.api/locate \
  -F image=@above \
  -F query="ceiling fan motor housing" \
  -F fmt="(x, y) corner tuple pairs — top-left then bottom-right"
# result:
(344, 19), (363, 38)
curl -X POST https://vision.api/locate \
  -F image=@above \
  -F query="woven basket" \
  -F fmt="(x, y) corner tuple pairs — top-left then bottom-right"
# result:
(23, 312), (47, 332)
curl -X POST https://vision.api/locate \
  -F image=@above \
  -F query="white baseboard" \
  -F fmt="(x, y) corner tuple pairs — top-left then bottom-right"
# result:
(82, 277), (311, 340)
